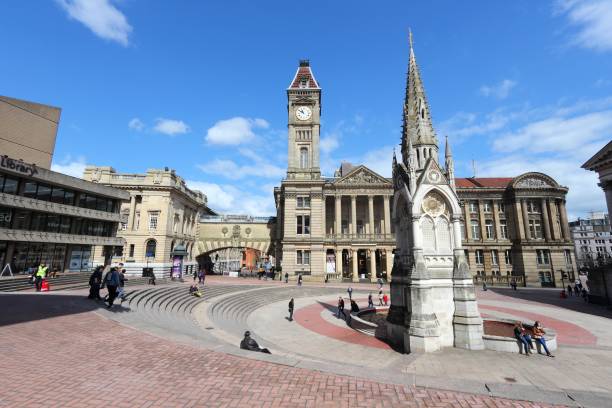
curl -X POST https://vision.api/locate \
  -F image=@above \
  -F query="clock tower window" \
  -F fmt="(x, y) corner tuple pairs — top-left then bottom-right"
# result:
(300, 147), (309, 169)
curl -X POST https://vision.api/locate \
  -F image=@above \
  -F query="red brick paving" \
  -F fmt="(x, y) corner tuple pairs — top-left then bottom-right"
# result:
(0, 299), (565, 407)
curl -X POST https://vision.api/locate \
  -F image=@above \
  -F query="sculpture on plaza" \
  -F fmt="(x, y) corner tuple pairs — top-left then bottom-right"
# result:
(386, 31), (484, 352)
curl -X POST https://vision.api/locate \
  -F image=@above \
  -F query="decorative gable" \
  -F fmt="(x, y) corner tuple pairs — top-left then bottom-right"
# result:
(416, 158), (448, 187)
(335, 166), (391, 186)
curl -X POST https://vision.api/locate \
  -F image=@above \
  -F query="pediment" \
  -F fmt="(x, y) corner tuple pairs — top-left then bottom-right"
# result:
(416, 158), (448, 186)
(511, 172), (559, 189)
(335, 165), (392, 186)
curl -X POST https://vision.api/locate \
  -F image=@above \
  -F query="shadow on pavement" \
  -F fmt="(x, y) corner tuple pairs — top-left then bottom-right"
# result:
(488, 287), (612, 319)
(0, 293), (131, 327)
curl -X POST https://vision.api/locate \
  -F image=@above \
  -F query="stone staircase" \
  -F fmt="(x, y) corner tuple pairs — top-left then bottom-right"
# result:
(0, 273), (151, 292)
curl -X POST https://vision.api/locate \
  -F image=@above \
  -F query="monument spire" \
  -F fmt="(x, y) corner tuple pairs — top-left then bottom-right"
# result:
(445, 135), (455, 190)
(401, 29), (438, 168)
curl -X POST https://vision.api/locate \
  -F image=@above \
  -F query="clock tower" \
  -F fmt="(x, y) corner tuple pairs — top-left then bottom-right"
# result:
(286, 60), (321, 180)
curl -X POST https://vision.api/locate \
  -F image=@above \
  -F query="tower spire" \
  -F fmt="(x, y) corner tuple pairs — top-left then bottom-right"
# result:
(401, 30), (438, 169)
(445, 135), (455, 190)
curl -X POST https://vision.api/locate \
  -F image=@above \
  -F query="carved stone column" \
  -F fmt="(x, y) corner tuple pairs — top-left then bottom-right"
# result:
(385, 248), (393, 277)
(383, 195), (391, 235)
(335, 195), (342, 235)
(559, 200), (570, 240)
(603, 181), (612, 220)
(463, 201), (472, 240)
(541, 198), (551, 241)
(369, 249), (377, 282)
(521, 199), (530, 240)
(478, 200), (487, 240)
(351, 248), (359, 282)
(127, 195), (136, 230)
(548, 199), (558, 240)
(368, 195), (375, 236)
(350, 195), (357, 236)
(322, 195), (327, 236)
(335, 247), (342, 277)
(492, 201), (501, 241)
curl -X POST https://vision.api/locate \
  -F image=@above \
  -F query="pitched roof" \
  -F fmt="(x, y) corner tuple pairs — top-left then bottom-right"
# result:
(288, 60), (320, 90)
(455, 177), (513, 188)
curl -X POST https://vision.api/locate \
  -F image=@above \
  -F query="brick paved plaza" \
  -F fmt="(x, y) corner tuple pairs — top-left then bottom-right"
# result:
(2, 278), (612, 407)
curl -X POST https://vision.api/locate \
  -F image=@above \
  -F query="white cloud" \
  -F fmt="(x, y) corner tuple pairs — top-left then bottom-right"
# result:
(479, 79), (517, 100)
(492, 110), (612, 154)
(197, 157), (284, 180)
(438, 110), (512, 141)
(205, 117), (269, 145)
(153, 118), (190, 136)
(186, 180), (275, 216)
(51, 156), (88, 178)
(128, 117), (144, 131)
(556, 0), (612, 52)
(362, 145), (395, 178)
(56, 0), (132, 46)
(320, 133), (340, 155)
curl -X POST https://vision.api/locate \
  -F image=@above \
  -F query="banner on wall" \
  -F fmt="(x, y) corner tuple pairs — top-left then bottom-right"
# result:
(326, 254), (335, 274)
(172, 255), (183, 279)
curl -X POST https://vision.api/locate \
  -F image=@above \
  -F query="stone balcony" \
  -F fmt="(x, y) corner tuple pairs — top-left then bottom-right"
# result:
(324, 233), (395, 244)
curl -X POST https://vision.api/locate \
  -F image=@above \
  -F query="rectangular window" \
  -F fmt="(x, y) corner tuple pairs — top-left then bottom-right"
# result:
(45, 214), (60, 233)
(23, 181), (38, 198)
(536, 249), (550, 265)
(529, 219), (542, 239)
(30, 213), (46, 231)
(296, 196), (311, 208)
(59, 216), (71, 234)
(500, 219), (508, 239)
(483, 201), (492, 213)
(0, 206), (12, 228)
(296, 215), (310, 235)
(528, 201), (540, 213)
(135, 211), (140, 230)
(470, 220), (480, 239)
(50, 187), (65, 204)
(129, 244), (135, 258)
(36, 184), (51, 202)
(296, 250), (311, 265)
(460, 222), (466, 240)
(469, 201), (478, 213)
(64, 190), (75, 205)
(148, 211), (159, 230)
(475, 250), (484, 265)
(485, 219), (495, 239)
(491, 250), (499, 265)
(498, 202), (506, 213)
(2, 177), (19, 195)
(505, 249), (512, 265)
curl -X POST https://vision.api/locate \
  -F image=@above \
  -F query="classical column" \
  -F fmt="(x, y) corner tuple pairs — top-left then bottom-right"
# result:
(548, 199), (558, 240)
(513, 201), (525, 239)
(127, 195), (136, 230)
(463, 202), (472, 240)
(541, 198), (551, 241)
(369, 249), (377, 282)
(322, 195), (327, 236)
(368, 195), (375, 236)
(521, 199), (530, 240)
(335, 248), (342, 277)
(383, 195), (391, 235)
(559, 200), (570, 240)
(335, 195), (342, 235)
(478, 200), (487, 240)
(603, 181), (612, 219)
(492, 201), (501, 241)
(351, 195), (357, 236)
(352, 248), (359, 282)
(385, 248), (393, 277)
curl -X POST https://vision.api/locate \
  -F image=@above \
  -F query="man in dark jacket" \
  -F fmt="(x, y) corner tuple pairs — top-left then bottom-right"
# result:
(240, 331), (271, 354)
(288, 298), (294, 321)
(88, 266), (103, 300)
(102, 267), (121, 309)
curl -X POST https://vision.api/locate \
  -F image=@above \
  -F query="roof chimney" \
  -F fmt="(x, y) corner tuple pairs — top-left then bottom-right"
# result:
(299, 59), (310, 67)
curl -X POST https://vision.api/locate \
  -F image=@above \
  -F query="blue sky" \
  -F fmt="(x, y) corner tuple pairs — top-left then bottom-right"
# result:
(1, 1), (611, 218)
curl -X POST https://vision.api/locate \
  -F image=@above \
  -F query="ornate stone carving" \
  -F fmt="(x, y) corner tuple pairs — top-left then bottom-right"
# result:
(339, 169), (386, 185)
(427, 169), (442, 184)
(516, 177), (551, 188)
(421, 191), (446, 218)
(232, 225), (241, 238)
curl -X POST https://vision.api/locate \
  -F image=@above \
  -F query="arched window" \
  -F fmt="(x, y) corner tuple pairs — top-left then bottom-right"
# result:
(145, 239), (157, 258)
(300, 147), (308, 169)
(436, 218), (451, 252)
(421, 217), (435, 253)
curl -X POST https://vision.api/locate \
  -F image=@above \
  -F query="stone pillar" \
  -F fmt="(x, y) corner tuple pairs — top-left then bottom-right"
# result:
(478, 201), (487, 240)
(351, 248), (359, 282)
(369, 249), (377, 282)
(541, 198), (551, 241)
(463, 202), (472, 240)
(603, 181), (612, 220)
(383, 195), (391, 235)
(322, 195), (327, 236)
(548, 199), (558, 240)
(335, 248), (342, 277)
(385, 248), (393, 277)
(521, 200), (530, 240)
(127, 195), (136, 230)
(351, 195), (357, 236)
(492, 201), (501, 241)
(559, 200), (570, 240)
(368, 195), (375, 236)
(335, 195), (342, 235)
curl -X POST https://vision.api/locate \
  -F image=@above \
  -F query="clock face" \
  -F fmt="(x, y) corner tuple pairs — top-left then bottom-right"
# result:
(295, 106), (312, 121)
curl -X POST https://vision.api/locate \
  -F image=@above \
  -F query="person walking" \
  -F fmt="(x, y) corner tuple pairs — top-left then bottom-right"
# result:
(532, 321), (554, 357)
(368, 292), (374, 308)
(88, 266), (103, 300)
(193, 269), (198, 282)
(288, 298), (294, 321)
(510, 278), (517, 291)
(581, 288), (589, 302)
(284, 272), (289, 283)
(336, 296), (345, 318)
(347, 286), (353, 300)
(102, 267), (121, 309)
(35, 263), (48, 292)
(377, 277), (383, 289)
(513, 322), (533, 355)
(378, 290), (384, 306)
(117, 268), (128, 303)
(297, 274), (303, 287)
(566, 284), (573, 297)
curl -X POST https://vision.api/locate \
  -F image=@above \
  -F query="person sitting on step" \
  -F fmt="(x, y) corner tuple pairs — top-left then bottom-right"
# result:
(240, 331), (271, 354)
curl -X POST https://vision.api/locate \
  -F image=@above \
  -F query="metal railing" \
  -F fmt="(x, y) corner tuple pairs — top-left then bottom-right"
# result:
(325, 233), (395, 242)
(473, 275), (525, 286)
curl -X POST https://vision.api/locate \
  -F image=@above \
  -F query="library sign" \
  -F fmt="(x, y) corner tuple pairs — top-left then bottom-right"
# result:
(0, 155), (38, 177)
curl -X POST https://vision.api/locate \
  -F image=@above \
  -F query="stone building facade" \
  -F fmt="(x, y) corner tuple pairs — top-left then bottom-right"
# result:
(274, 61), (395, 282)
(83, 166), (214, 277)
(569, 212), (611, 268)
(457, 175), (576, 287)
